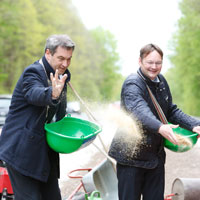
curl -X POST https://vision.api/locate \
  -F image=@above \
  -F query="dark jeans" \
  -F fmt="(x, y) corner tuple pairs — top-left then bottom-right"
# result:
(6, 164), (61, 200)
(117, 161), (165, 200)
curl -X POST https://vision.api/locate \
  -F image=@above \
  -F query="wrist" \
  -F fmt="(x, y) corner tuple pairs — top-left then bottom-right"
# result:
(52, 94), (59, 100)
(158, 124), (164, 134)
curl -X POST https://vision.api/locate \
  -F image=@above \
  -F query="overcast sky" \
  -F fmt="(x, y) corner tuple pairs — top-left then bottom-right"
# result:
(72, 0), (181, 76)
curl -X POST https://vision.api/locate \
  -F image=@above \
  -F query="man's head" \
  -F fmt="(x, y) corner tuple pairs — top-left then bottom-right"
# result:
(139, 44), (163, 80)
(45, 34), (75, 75)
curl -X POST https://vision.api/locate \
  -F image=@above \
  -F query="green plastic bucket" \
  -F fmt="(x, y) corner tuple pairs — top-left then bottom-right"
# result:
(164, 126), (198, 152)
(45, 115), (102, 153)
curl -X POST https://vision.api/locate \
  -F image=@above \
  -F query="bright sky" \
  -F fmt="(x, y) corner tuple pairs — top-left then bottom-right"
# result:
(72, 0), (181, 76)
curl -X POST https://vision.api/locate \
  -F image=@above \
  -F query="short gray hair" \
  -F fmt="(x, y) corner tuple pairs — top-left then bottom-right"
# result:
(45, 34), (75, 55)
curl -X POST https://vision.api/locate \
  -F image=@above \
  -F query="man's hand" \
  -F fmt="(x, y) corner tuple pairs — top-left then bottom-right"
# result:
(192, 126), (200, 138)
(50, 69), (67, 99)
(158, 124), (179, 145)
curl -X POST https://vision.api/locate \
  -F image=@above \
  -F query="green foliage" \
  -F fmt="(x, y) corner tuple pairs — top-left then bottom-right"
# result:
(0, 0), (43, 92)
(168, 0), (200, 116)
(90, 27), (123, 101)
(0, 0), (123, 102)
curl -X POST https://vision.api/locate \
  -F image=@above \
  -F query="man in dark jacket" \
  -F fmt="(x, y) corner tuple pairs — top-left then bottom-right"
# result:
(109, 44), (200, 200)
(0, 34), (75, 200)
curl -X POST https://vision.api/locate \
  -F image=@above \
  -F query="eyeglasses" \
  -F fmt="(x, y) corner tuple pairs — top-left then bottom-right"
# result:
(145, 61), (162, 67)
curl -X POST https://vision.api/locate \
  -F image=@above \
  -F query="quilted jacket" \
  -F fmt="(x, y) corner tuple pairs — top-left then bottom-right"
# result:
(109, 68), (200, 169)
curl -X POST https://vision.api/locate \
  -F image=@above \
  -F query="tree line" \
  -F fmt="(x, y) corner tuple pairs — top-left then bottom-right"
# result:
(0, 0), (124, 102)
(166, 0), (200, 116)
(3, 0), (199, 114)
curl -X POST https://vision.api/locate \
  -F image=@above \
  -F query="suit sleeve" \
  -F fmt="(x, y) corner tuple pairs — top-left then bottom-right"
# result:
(22, 65), (58, 106)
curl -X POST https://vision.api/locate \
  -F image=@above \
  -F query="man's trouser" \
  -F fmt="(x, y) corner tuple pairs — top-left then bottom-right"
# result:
(6, 164), (61, 200)
(117, 161), (165, 200)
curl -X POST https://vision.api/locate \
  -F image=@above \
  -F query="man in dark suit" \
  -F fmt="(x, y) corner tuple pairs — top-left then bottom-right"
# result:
(0, 34), (75, 200)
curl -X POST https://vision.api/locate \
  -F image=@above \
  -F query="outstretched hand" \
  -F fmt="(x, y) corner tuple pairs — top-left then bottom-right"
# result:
(192, 126), (200, 138)
(50, 69), (67, 99)
(158, 123), (179, 145)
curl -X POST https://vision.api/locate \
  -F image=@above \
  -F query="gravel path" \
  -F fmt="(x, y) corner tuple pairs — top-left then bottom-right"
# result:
(165, 142), (200, 196)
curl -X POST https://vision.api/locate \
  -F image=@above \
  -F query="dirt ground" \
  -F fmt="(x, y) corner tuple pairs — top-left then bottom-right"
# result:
(60, 141), (200, 199)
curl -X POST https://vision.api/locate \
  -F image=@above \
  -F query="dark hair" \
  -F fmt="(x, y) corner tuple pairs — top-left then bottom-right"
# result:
(45, 34), (75, 55)
(140, 44), (163, 60)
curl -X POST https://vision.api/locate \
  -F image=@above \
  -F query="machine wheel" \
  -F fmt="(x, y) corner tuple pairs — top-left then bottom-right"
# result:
(1, 188), (14, 200)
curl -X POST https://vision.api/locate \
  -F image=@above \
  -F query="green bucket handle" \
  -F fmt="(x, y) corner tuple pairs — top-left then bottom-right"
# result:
(85, 191), (102, 200)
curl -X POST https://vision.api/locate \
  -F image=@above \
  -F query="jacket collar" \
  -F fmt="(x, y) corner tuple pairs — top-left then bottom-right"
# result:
(137, 67), (160, 87)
